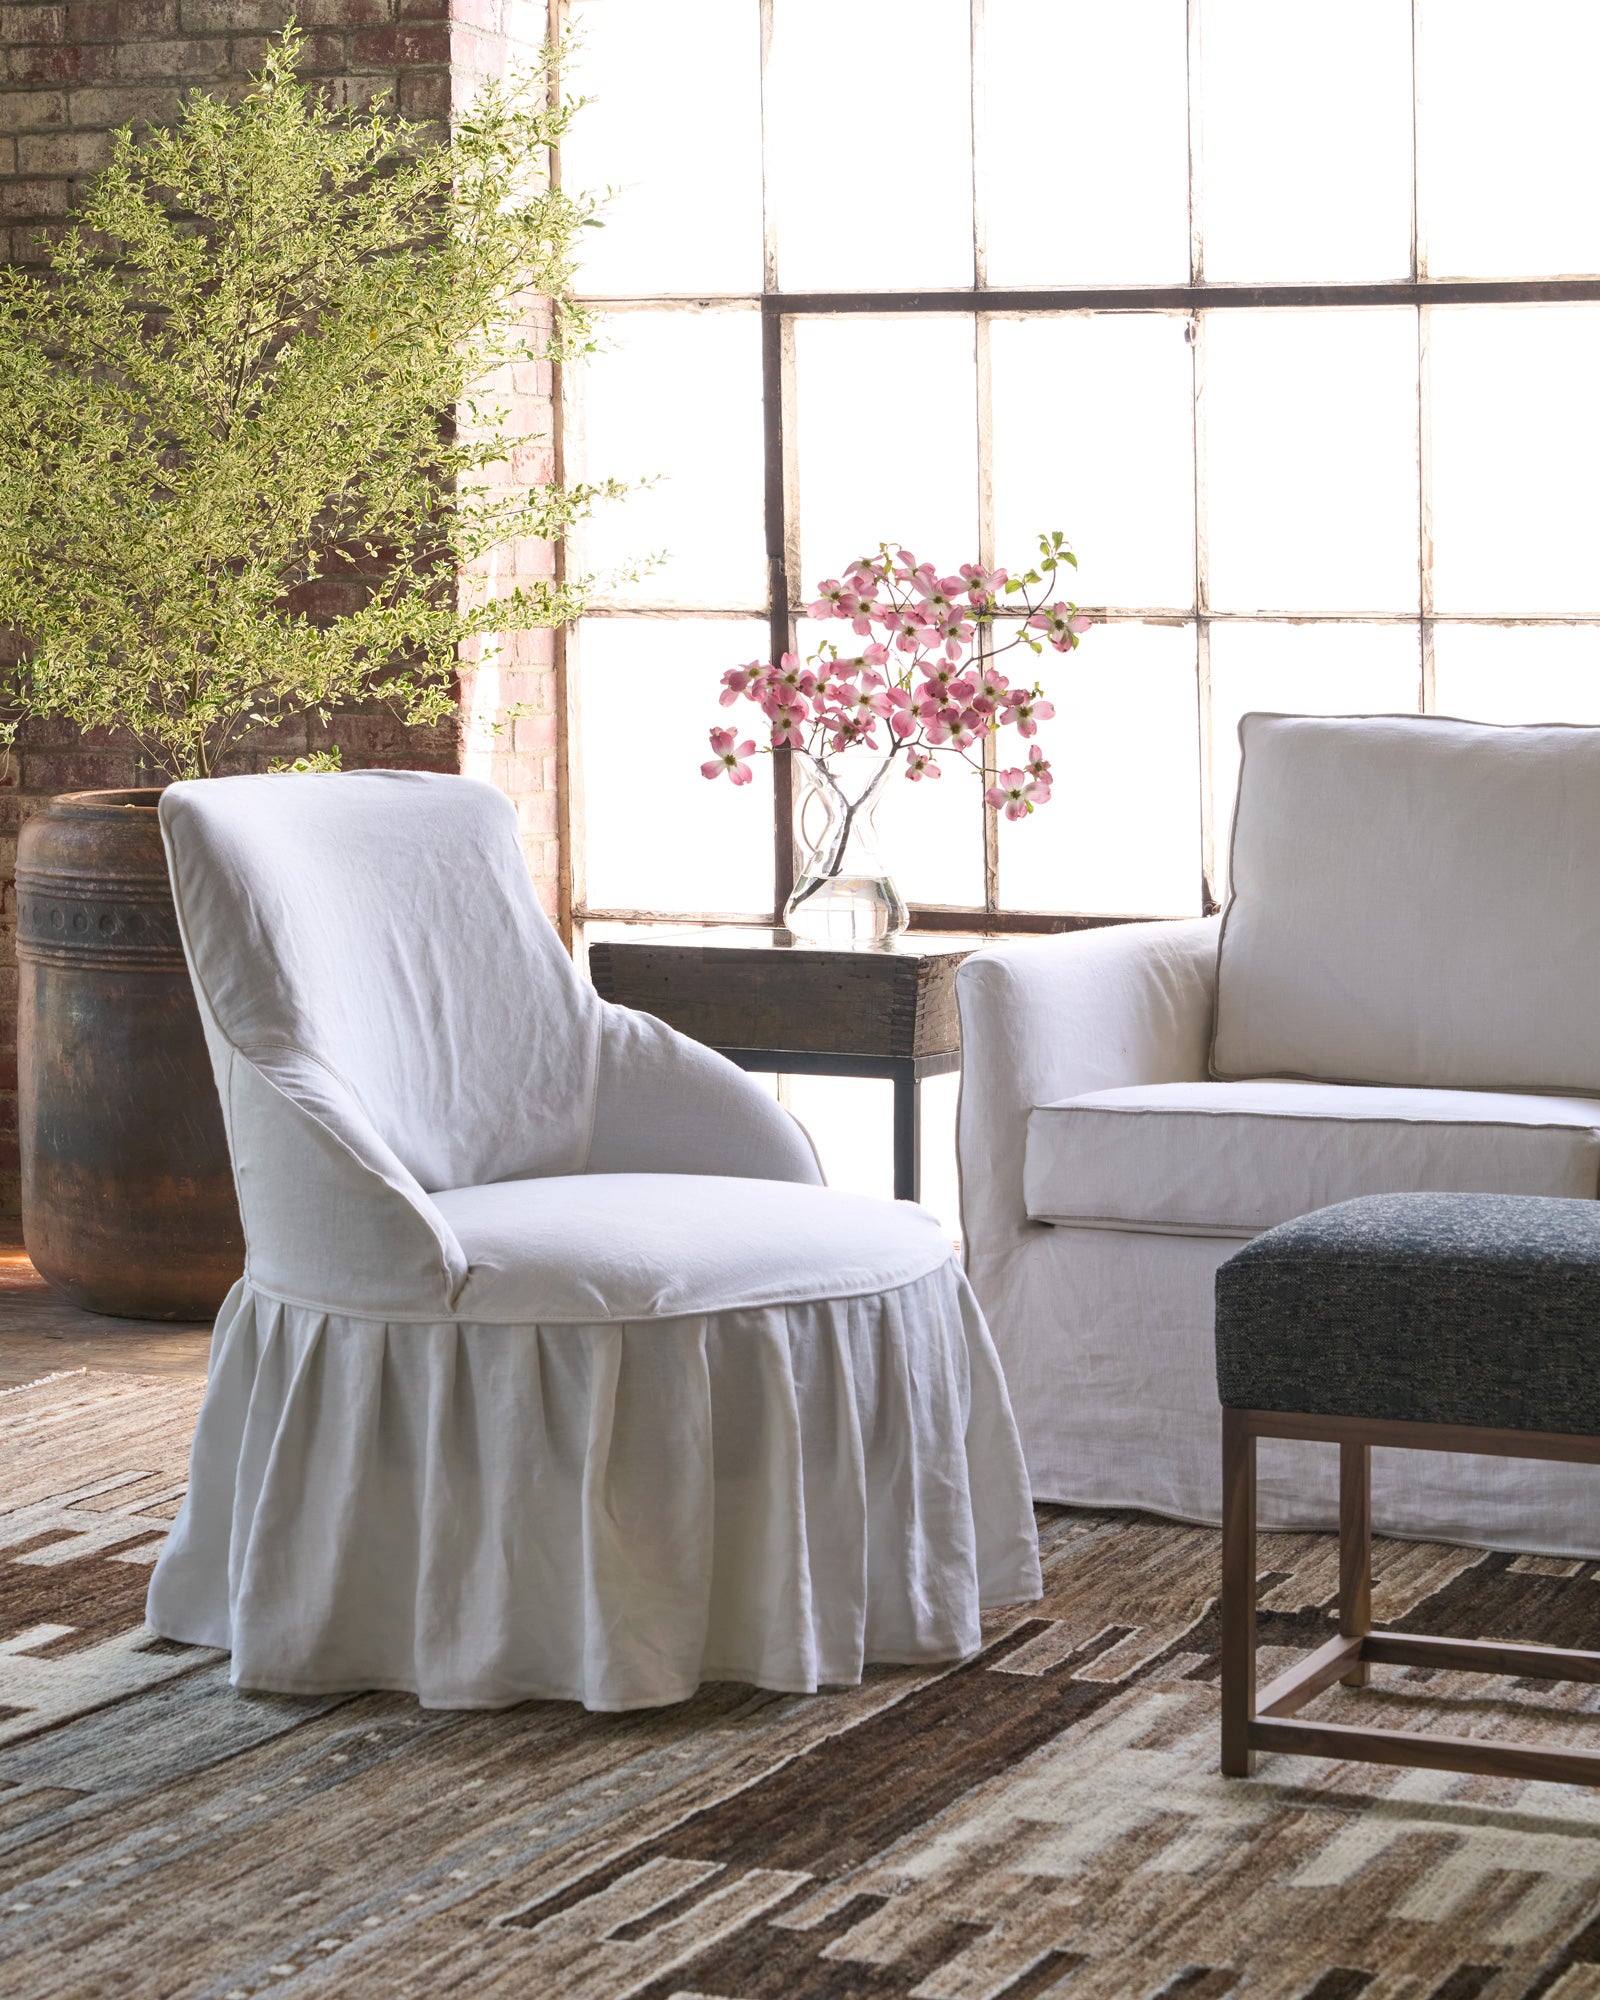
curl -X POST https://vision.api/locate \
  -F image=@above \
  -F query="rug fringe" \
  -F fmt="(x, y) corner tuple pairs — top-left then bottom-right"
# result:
(0, 1366), (90, 1397)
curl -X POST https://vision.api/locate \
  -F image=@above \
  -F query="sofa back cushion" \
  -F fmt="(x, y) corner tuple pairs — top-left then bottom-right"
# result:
(1211, 712), (1600, 1094)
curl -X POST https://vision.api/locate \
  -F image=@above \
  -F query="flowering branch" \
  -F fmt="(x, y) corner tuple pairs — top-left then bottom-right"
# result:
(701, 533), (1091, 825)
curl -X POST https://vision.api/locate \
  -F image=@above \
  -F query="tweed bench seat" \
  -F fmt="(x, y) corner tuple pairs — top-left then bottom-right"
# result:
(1213, 1191), (1600, 1787)
(1216, 1191), (1600, 1435)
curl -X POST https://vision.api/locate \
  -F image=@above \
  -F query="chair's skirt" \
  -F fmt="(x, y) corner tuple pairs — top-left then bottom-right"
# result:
(146, 1260), (1042, 1710)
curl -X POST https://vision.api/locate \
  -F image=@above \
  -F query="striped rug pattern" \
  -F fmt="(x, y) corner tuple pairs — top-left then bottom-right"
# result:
(3, 1368), (1600, 1999)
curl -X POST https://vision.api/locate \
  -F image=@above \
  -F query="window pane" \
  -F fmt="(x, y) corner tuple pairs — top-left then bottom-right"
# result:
(768, 0), (973, 290)
(1200, 0), (1413, 282)
(783, 1072), (961, 1235)
(1418, 0), (1600, 279)
(998, 622), (1201, 916)
(1205, 310), (1419, 615)
(1429, 306), (1600, 616)
(991, 314), (1194, 611)
(789, 619), (985, 909)
(578, 618), (774, 913)
(1433, 625), (1600, 724)
(566, 310), (767, 610)
(982, 0), (1188, 287)
(795, 317), (978, 588)
(565, 0), (763, 295)
(1207, 622), (1421, 887)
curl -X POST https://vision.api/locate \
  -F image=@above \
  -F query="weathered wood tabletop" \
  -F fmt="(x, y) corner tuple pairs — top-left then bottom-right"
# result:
(586, 927), (983, 1060)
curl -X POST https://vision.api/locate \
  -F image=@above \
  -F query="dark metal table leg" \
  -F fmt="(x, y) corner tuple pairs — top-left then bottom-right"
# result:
(892, 1061), (920, 1202)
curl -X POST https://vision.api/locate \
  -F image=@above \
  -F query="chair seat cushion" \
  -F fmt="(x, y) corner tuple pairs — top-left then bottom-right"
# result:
(1215, 1191), (1600, 1432)
(436, 1172), (951, 1323)
(1024, 1080), (1600, 1237)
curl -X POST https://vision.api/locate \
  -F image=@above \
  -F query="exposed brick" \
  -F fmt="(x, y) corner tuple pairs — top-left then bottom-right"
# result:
(1, 5), (69, 41)
(9, 41), (117, 83)
(511, 708), (556, 755)
(66, 79), (185, 123)
(0, 174), (65, 215)
(66, 0), (181, 35)
(316, 70), (394, 111)
(350, 22), (446, 65)
(393, 62), (446, 117)
(0, 84), (66, 125)
(16, 752), (141, 792)
(176, 0), (288, 30)
(295, 0), (391, 23)
(111, 35), (228, 77)
(16, 124), (107, 168)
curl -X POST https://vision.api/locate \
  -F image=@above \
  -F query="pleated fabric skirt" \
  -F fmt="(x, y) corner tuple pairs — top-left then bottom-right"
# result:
(146, 1258), (1042, 1710)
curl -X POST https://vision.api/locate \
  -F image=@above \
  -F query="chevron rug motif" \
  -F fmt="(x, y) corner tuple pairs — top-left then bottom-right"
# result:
(4, 1367), (1600, 1999)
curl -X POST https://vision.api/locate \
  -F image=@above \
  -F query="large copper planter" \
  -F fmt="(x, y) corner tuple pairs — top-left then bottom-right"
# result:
(16, 789), (244, 1320)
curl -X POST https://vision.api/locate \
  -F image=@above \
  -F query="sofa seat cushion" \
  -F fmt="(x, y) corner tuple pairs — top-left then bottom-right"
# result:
(1023, 1080), (1600, 1238)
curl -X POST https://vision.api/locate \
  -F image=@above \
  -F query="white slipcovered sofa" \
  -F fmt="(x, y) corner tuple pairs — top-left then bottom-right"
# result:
(958, 711), (1600, 1557)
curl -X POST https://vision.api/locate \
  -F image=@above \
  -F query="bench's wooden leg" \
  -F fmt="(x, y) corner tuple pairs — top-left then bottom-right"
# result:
(1339, 1440), (1372, 1687)
(1221, 1406), (1257, 1777)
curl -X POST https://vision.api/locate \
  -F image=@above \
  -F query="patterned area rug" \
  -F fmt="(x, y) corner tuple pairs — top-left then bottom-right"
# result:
(4, 1370), (1600, 1999)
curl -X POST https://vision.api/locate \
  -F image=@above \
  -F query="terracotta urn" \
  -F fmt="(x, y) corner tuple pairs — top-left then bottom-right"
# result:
(16, 789), (244, 1320)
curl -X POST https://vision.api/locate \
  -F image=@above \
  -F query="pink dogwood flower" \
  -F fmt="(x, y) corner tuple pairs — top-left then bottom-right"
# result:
(1002, 688), (1056, 737)
(905, 750), (942, 780)
(959, 563), (1008, 604)
(720, 663), (766, 707)
(1028, 602), (1093, 652)
(830, 714), (879, 753)
(885, 605), (937, 653)
(986, 767), (1047, 820)
(770, 651), (818, 701)
(884, 685), (917, 738)
(702, 728), (757, 785)
(918, 699), (959, 743)
(921, 663), (977, 704)
(969, 663), (1011, 717)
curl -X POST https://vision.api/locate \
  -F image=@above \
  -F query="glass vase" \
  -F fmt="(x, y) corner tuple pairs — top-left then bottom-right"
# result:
(782, 750), (909, 943)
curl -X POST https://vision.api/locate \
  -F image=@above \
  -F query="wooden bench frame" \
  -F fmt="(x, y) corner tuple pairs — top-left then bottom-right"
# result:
(1221, 1406), (1600, 1785)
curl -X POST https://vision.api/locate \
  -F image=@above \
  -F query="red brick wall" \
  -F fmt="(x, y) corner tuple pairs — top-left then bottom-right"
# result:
(0, 0), (564, 1218)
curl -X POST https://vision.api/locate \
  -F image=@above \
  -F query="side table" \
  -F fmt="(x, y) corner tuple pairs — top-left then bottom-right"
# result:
(586, 928), (981, 1201)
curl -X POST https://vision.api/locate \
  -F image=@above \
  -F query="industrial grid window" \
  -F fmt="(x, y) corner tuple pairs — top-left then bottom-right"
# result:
(555, 0), (1600, 944)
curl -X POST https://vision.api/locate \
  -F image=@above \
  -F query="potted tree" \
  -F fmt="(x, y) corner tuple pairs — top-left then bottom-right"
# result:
(0, 29), (611, 1317)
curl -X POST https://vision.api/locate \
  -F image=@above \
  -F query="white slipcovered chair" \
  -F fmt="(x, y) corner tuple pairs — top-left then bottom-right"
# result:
(958, 711), (1600, 1557)
(146, 770), (1039, 1710)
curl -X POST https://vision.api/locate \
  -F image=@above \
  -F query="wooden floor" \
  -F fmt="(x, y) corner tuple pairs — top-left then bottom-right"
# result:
(0, 1230), (211, 1388)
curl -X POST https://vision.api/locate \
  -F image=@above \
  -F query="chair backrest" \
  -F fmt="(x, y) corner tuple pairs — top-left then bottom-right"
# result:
(1211, 711), (1600, 1096)
(160, 770), (600, 1192)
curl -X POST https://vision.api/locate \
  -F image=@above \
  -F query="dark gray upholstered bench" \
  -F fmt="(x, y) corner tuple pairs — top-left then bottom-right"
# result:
(1214, 1192), (1600, 1787)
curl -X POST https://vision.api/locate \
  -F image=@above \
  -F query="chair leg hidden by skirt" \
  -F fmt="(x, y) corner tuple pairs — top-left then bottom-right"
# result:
(1220, 1406), (1600, 1787)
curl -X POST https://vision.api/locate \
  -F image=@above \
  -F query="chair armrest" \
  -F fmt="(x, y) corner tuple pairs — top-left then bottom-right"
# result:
(956, 917), (1220, 1242)
(225, 1045), (468, 1316)
(585, 1004), (824, 1185)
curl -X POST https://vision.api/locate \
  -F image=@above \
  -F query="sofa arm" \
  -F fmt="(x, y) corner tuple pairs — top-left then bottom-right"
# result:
(956, 917), (1220, 1243)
